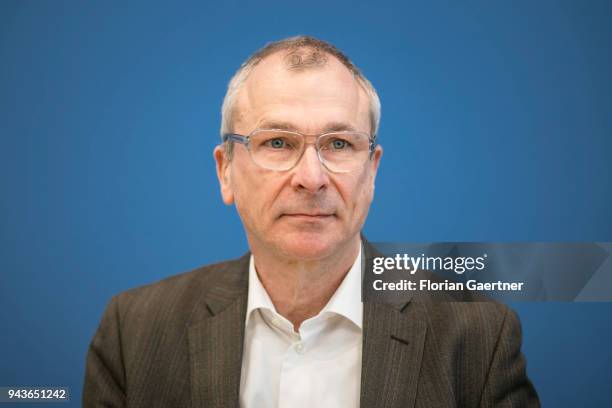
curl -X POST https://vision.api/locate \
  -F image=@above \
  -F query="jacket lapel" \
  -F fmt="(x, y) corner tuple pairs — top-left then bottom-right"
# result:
(360, 239), (428, 408)
(188, 255), (249, 408)
(360, 301), (427, 408)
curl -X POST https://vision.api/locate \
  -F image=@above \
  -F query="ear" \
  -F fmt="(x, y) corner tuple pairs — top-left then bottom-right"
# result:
(214, 145), (234, 205)
(370, 144), (383, 178)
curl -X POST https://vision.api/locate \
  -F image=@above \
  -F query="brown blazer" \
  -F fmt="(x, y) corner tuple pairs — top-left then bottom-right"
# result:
(84, 241), (540, 407)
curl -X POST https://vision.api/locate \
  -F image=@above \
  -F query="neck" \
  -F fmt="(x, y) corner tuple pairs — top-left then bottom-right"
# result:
(251, 236), (361, 331)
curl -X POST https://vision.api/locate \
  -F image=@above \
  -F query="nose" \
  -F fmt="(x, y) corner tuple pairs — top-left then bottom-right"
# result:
(290, 145), (329, 193)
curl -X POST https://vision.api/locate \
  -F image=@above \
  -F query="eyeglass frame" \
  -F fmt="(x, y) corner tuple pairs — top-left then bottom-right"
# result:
(221, 129), (378, 173)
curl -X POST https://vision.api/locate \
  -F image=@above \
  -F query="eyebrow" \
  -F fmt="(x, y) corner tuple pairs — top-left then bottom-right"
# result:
(256, 120), (357, 133)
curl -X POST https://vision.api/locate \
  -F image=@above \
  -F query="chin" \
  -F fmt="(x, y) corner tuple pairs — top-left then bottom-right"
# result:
(274, 231), (343, 261)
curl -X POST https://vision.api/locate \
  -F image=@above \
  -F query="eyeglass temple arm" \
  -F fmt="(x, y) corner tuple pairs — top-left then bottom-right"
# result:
(222, 134), (248, 144)
(369, 135), (378, 157)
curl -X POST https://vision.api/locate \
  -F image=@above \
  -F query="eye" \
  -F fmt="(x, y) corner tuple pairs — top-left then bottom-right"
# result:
(266, 138), (287, 149)
(331, 139), (349, 149)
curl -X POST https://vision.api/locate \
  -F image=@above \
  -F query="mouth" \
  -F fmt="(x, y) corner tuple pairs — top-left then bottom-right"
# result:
(281, 213), (336, 220)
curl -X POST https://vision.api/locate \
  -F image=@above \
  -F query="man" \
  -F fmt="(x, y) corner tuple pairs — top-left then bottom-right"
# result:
(84, 36), (539, 407)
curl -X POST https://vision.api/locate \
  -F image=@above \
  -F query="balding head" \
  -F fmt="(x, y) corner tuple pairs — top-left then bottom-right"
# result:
(220, 36), (381, 142)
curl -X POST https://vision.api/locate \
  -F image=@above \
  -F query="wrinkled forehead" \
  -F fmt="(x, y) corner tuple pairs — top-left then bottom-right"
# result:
(234, 50), (371, 134)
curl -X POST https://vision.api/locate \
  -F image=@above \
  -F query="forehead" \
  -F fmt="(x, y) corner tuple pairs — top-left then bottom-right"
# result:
(234, 51), (371, 134)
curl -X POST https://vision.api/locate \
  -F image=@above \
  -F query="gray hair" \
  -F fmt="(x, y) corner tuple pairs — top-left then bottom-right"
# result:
(220, 36), (381, 143)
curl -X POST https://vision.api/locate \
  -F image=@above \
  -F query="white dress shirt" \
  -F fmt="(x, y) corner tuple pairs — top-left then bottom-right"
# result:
(239, 248), (363, 408)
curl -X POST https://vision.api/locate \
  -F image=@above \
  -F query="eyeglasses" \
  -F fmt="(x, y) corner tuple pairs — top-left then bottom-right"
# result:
(222, 129), (377, 173)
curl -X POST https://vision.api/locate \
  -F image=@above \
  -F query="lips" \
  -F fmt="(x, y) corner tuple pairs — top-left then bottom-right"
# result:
(284, 213), (334, 217)
(281, 213), (335, 219)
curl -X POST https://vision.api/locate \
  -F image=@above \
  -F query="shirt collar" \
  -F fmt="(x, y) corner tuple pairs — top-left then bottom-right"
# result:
(245, 245), (363, 330)
(319, 247), (363, 329)
(245, 254), (277, 328)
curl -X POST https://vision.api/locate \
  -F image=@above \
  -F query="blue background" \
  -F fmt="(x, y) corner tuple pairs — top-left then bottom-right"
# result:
(1, 1), (611, 406)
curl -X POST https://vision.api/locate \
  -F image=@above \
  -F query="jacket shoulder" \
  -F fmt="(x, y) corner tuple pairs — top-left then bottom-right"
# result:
(111, 254), (249, 332)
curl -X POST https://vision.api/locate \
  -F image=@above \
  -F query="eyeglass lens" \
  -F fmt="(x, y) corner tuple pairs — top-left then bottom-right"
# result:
(248, 130), (371, 172)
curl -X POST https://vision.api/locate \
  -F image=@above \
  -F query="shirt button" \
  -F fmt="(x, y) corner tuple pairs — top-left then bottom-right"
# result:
(294, 342), (305, 354)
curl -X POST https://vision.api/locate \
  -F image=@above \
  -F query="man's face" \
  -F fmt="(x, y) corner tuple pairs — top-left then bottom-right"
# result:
(215, 51), (382, 261)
